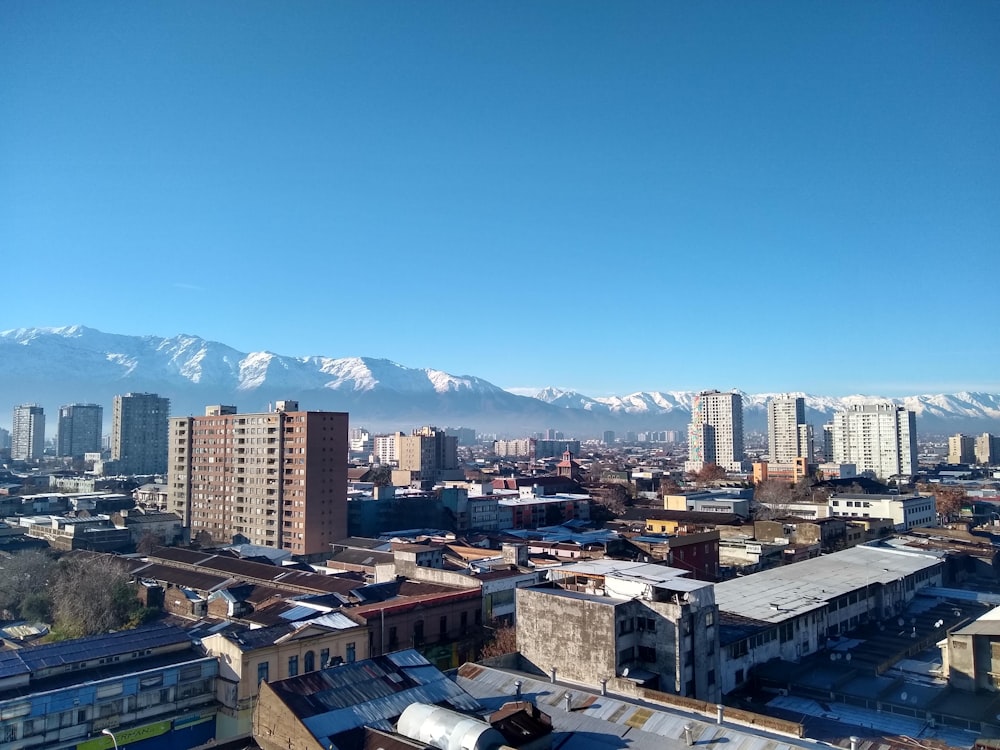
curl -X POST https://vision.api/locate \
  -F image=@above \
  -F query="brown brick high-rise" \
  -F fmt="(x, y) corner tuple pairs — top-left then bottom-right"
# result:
(169, 401), (348, 556)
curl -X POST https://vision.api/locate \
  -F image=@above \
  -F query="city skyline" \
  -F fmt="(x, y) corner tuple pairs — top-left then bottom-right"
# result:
(3, 3), (998, 396)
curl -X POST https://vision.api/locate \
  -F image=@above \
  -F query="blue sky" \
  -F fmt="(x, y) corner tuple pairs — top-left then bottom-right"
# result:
(2, 2), (998, 397)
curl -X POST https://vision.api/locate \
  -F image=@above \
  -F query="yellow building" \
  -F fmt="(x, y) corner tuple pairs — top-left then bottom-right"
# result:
(202, 615), (369, 743)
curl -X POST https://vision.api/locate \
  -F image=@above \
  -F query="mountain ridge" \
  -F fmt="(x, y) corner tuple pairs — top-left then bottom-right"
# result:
(2, 326), (999, 434)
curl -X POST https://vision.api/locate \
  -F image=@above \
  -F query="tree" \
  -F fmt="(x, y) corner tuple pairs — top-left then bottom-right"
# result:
(51, 555), (141, 638)
(137, 531), (166, 555)
(930, 486), (966, 521)
(753, 479), (796, 520)
(479, 622), (517, 661)
(659, 476), (682, 497)
(0, 550), (56, 620)
(689, 463), (727, 484)
(370, 465), (393, 487)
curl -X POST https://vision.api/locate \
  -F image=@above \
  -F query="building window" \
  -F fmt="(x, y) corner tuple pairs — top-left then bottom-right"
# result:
(346, 642), (356, 663)
(320, 648), (330, 667)
(288, 655), (298, 677)
(304, 651), (315, 672)
(440, 615), (448, 636)
(257, 661), (269, 683)
(389, 626), (398, 649)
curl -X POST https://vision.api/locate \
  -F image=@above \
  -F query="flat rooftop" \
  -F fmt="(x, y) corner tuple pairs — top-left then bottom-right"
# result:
(714, 545), (943, 625)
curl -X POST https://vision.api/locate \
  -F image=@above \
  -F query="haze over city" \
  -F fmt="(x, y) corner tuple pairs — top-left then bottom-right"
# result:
(3, 2), (999, 397)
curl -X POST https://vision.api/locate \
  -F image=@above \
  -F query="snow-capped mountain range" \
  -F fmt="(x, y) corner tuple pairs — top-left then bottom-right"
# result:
(2, 326), (999, 434)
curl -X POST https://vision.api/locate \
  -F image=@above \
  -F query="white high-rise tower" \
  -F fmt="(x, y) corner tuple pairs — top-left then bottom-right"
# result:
(686, 390), (745, 473)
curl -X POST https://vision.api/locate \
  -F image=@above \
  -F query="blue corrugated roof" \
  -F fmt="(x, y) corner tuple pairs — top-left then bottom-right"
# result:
(0, 624), (191, 677)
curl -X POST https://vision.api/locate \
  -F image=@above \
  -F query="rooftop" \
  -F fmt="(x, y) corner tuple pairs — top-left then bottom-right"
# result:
(714, 545), (944, 626)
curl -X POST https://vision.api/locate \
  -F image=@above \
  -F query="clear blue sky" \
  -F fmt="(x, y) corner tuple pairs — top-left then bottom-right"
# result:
(3, 2), (998, 397)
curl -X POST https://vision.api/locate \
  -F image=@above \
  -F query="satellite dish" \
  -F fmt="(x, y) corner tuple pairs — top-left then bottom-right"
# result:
(830, 653), (837, 662)
(845, 653), (852, 662)
(622, 667), (630, 677)
(901, 692), (908, 701)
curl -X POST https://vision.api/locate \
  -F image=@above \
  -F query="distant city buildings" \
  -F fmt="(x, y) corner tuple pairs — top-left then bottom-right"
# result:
(393, 426), (460, 485)
(975, 433), (1000, 465)
(947, 433), (975, 465)
(492, 438), (581, 460)
(11, 403), (45, 461)
(686, 390), (745, 473)
(56, 402), (103, 457)
(830, 403), (917, 479)
(168, 400), (348, 555)
(112, 392), (169, 475)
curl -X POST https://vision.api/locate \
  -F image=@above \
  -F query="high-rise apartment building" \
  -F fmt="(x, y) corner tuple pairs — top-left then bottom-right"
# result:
(766, 395), (813, 463)
(831, 403), (917, 480)
(112, 393), (170, 475)
(975, 433), (1000, 466)
(168, 401), (348, 556)
(57, 403), (103, 457)
(947, 434), (976, 465)
(12, 404), (45, 461)
(374, 432), (405, 465)
(686, 390), (745, 473)
(396, 426), (459, 483)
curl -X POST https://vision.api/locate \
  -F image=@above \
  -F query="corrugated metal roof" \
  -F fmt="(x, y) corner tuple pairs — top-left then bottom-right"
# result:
(267, 649), (481, 746)
(0, 624), (191, 677)
(455, 663), (823, 750)
(714, 545), (944, 625)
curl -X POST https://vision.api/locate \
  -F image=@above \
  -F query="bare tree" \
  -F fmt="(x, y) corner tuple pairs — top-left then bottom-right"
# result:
(689, 463), (727, 485)
(479, 622), (517, 661)
(136, 531), (166, 555)
(51, 555), (141, 637)
(0, 550), (56, 620)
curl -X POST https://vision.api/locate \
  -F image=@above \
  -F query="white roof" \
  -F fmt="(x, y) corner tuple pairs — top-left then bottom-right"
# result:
(714, 544), (943, 624)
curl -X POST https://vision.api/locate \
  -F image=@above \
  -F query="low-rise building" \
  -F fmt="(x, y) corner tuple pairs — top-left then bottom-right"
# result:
(516, 560), (721, 701)
(202, 613), (369, 741)
(0, 625), (219, 749)
(714, 545), (945, 695)
(663, 490), (751, 519)
(941, 606), (1000, 693)
(829, 492), (937, 530)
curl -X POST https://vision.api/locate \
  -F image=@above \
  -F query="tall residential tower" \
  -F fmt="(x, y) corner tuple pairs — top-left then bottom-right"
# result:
(168, 401), (348, 556)
(831, 403), (917, 480)
(112, 392), (169, 475)
(57, 403), (103, 457)
(686, 390), (745, 473)
(12, 404), (45, 461)
(766, 395), (813, 463)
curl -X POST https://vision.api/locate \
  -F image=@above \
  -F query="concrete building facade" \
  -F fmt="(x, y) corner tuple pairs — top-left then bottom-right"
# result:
(767, 395), (812, 463)
(686, 390), (744, 473)
(516, 560), (721, 701)
(11, 403), (45, 461)
(948, 434), (976, 465)
(168, 401), (349, 556)
(57, 402), (103, 457)
(831, 403), (918, 479)
(975, 433), (1000, 465)
(828, 492), (937, 530)
(112, 392), (170, 475)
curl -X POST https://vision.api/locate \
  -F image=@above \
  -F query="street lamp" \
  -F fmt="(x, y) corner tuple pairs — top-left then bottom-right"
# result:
(101, 728), (119, 750)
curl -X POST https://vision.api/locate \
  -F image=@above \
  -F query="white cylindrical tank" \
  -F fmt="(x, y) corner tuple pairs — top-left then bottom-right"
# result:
(397, 702), (507, 750)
